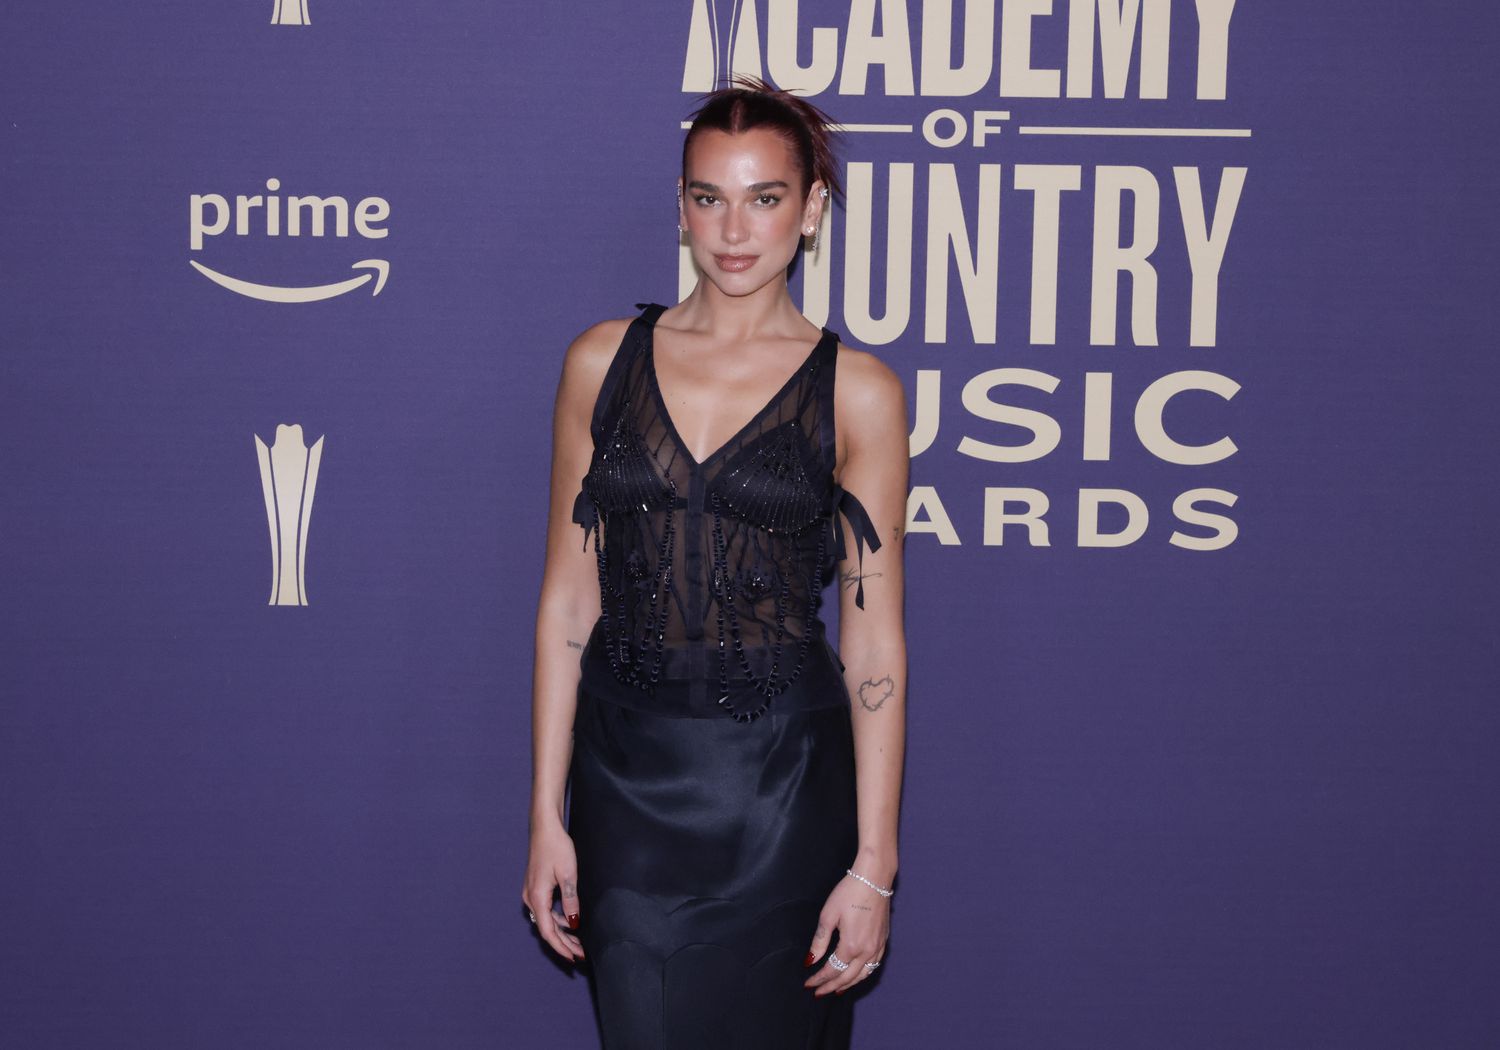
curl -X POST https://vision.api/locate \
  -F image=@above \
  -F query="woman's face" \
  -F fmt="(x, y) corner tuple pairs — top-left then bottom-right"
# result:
(679, 127), (825, 296)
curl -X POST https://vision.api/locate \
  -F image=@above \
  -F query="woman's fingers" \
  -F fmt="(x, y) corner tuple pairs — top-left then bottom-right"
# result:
(557, 870), (581, 930)
(814, 946), (865, 997)
(552, 900), (585, 960)
(542, 906), (582, 961)
(802, 912), (836, 978)
(804, 913), (855, 993)
(819, 943), (881, 996)
(548, 905), (586, 959)
(807, 932), (885, 996)
(846, 947), (884, 990)
(524, 877), (582, 962)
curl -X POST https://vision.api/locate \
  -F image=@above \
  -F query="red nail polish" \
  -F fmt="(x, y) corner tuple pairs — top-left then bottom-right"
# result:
(835, 988), (844, 996)
(803, 951), (816, 968)
(568, 913), (580, 929)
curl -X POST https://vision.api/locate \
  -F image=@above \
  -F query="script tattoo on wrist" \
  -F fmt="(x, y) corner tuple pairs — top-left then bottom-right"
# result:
(567, 638), (583, 650)
(857, 674), (896, 712)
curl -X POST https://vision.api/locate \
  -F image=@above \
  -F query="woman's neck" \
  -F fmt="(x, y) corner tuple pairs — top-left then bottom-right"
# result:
(669, 277), (818, 343)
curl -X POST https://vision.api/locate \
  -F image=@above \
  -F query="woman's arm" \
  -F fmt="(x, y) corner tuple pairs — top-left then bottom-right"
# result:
(529, 318), (626, 832)
(803, 346), (908, 997)
(833, 348), (910, 889)
(522, 318), (625, 962)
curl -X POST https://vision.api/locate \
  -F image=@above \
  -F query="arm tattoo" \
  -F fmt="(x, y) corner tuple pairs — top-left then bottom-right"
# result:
(566, 639), (583, 651)
(840, 566), (882, 593)
(857, 674), (896, 712)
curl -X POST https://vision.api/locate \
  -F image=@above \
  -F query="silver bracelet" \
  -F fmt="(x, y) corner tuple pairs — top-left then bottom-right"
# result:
(846, 867), (894, 898)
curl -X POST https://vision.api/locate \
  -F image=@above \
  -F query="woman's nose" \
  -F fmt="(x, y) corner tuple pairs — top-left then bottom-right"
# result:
(722, 204), (748, 244)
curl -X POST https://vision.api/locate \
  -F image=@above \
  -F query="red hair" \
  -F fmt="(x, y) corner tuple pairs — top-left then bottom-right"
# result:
(682, 74), (845, 207)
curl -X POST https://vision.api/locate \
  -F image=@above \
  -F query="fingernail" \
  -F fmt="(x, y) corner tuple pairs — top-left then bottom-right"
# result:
(803, 951), (816, 968)
(835, 988), (844, 996)
(567, 913), (580, 929)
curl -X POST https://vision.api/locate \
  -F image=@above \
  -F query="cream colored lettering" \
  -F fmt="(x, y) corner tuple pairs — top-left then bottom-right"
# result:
(905, 367), (1239, 464)
(190, 178), (391, 250)
(685, 0), (1237, 99)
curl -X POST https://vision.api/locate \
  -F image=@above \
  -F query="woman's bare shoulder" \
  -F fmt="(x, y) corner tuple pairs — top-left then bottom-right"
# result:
(832, 342), (908, 489)
(564, 316), (635, 371)
(833, 340), (906, 417)
(554, 315), (637, 406)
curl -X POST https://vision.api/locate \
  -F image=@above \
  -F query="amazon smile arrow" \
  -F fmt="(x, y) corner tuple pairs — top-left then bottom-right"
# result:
(189, 258), (389, 301)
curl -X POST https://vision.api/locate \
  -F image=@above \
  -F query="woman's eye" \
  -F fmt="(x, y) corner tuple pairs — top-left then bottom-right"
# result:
(756, 195), (781, 206)
(692, 195), (716, 206)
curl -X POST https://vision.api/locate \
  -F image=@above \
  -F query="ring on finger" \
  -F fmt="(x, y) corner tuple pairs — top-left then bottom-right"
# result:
(828, 951), (850, 972)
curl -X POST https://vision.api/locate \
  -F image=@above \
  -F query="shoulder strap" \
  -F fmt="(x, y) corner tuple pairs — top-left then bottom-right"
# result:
(575, 302), (671, 549)
(633, 301), (668, 324)
(816, 327), (882, 609)
(586, 303), (661, 438)
(813, 326), (840, 474)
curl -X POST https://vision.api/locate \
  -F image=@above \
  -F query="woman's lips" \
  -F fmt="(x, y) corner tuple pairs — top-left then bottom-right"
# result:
(714, 253), (759, 272)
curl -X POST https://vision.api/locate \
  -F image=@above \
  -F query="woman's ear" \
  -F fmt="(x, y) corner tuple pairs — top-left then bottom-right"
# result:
(802, 178), (826, 236)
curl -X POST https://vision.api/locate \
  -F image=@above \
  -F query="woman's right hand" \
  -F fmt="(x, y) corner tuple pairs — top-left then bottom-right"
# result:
(522, 820), (585, 963)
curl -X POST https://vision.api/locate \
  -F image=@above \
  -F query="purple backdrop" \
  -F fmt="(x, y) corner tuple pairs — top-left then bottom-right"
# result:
(3, 2), (1496, 1047)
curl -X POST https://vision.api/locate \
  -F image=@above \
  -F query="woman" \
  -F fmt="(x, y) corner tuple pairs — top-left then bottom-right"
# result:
(523, 76), (908, 1049)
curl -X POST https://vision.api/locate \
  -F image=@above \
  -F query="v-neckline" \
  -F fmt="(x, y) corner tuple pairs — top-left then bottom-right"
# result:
(644, 311), (831, 471)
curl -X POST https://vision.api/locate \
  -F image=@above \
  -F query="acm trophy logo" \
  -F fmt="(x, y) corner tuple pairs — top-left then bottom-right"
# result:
(256, 424), (324, 605)
(271, 0), (310, 27)
(682, 0), (763, 92)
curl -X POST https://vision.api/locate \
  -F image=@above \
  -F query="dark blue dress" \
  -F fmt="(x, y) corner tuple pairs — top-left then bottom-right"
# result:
(567, 302), (882, 1049)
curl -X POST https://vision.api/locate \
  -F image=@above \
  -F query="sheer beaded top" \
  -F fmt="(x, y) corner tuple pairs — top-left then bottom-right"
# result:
(571, 302), (882, 722)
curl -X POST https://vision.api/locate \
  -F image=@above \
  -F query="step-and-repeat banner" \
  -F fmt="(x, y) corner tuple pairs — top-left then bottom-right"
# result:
(5, 2), (1494, 1047)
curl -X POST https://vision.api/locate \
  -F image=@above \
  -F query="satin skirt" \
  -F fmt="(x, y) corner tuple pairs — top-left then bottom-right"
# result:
(566, 673), (859, 1050)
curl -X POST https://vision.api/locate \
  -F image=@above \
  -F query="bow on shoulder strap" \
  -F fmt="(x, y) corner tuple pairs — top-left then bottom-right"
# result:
(830, 483), (883, 610)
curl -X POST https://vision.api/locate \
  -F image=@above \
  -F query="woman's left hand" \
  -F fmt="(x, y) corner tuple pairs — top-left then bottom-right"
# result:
(803, 871), (891, 997)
